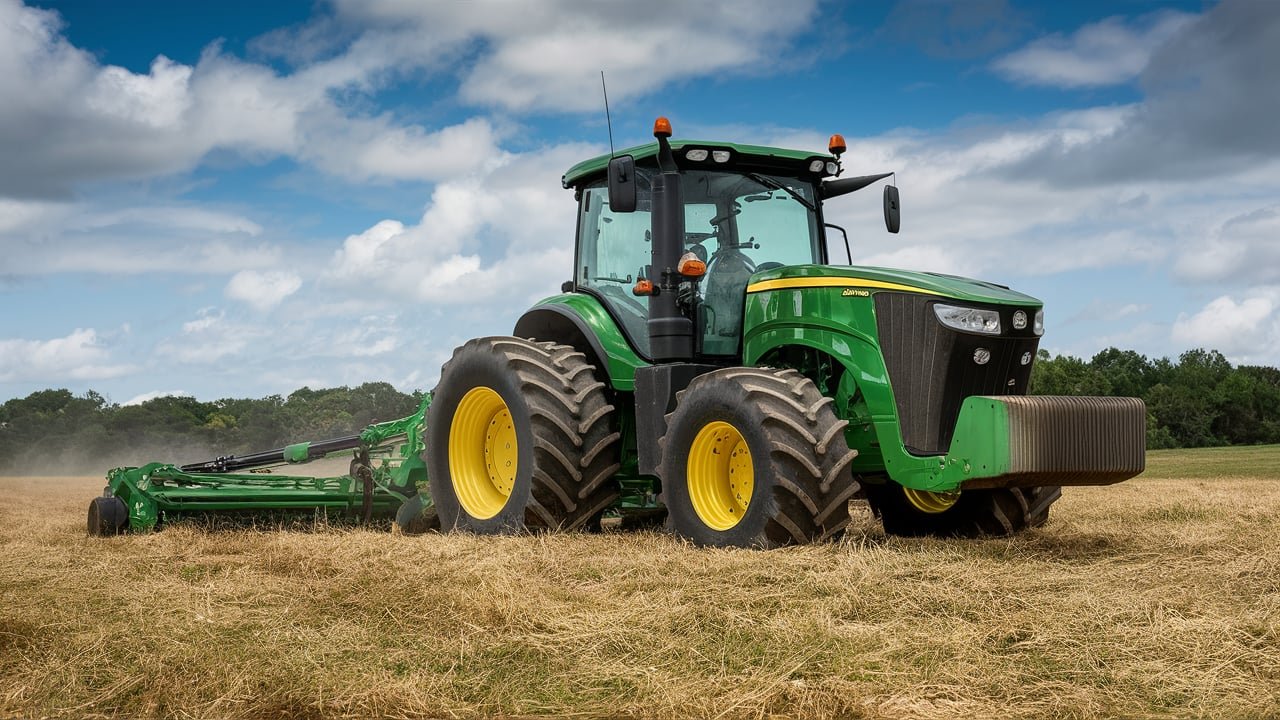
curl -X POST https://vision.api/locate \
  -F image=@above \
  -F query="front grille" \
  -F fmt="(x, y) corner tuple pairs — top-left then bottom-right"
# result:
(874, 292), (1040, 455)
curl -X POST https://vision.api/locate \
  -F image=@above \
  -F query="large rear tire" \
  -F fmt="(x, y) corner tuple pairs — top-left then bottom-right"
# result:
(658, 367), (859, 548)
(426, 337), (620, 533)
(865, 483), (1062, 538)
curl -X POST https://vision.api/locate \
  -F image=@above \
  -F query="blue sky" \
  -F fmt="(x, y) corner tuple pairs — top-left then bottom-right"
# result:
(2, 0), (1277, 405)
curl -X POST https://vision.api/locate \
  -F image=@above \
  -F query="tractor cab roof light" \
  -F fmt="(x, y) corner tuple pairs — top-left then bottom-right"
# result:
(711, 150), (731, 163)
(685, 149), (709, 161)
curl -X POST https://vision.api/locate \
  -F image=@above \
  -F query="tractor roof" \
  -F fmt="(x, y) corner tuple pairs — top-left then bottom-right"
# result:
(561, 140), (834, 188)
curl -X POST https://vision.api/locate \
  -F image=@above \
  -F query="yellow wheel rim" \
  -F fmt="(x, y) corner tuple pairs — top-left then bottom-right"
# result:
(903, 487), (959, 514)
(449, 387), (518, 520)
(686, 421), (754, 531)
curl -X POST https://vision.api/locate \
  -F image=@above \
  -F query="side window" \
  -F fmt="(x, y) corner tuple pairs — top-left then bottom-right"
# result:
(578, 183), (652, 355)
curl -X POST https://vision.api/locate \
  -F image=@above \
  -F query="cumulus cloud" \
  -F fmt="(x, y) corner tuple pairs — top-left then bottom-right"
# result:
(0, 328), (136, 382)
(1171, 294), (1279, 361)
(325, 0), (821, 112)
(225, 270), (303, 311)
(992, 11), (1193, 87)
(0, 0), (511, 198)
(326, 143), (591, 311)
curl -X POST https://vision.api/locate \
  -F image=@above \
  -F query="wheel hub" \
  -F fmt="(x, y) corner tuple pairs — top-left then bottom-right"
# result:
(686, 421), (754, 531)
(903, 487), (960, 514)
(449, 387), (517, 519)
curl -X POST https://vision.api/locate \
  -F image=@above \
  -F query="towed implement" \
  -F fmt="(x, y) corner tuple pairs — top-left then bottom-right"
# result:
(92, 117), (1146, 547)
(88, 395), (437, 535)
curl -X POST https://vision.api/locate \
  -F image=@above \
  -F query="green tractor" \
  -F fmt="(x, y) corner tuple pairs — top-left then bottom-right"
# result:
(90, 117), (1144, 546)
(424, 118), (1146, 548)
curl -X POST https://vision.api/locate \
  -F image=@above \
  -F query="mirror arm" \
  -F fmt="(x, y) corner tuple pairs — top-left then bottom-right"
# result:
(820, 172), (893, 199)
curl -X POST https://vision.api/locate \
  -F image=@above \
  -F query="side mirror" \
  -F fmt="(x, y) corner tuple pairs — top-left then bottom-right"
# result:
(607, 155), (637, 213)
(883, 185), (900, 234)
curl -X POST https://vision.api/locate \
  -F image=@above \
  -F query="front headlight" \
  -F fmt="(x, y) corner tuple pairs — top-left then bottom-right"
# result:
(1033, 309), (1045, 336)
(933, 303), (1001, 335)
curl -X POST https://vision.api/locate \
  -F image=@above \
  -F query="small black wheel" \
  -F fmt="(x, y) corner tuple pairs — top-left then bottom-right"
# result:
(865, 483), (1063, 538)
(659, 367), (859, 548)
(87, 496), (128, 536)
(425, 337), (621, 533)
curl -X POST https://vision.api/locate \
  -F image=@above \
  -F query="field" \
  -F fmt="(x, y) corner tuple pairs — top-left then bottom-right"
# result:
(2, 446), (1278, 719)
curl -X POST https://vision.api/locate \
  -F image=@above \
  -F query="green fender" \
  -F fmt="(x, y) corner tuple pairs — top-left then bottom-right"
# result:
(513, 293), (649, 391)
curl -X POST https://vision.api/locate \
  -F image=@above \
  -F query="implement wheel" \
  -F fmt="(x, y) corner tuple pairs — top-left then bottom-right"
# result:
(865, 483), (1063, 537)
(659, 367), (860, 548)
(87, 496), (128, 536)
(426, 337), (620, 533)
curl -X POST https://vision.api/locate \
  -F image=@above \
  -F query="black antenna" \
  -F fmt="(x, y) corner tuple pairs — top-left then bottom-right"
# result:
(601, 70), (615, 157)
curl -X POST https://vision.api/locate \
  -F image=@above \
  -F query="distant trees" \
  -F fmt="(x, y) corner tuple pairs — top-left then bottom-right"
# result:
(1031, 348), (1280, 450)
(0, 383), (424, 475)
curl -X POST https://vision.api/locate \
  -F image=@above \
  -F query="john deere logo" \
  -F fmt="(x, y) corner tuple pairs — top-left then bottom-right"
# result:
(841, 288), (870, 297)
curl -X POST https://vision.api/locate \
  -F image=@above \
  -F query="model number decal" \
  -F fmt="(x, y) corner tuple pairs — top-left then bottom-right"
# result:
(841, 288), (870, 297)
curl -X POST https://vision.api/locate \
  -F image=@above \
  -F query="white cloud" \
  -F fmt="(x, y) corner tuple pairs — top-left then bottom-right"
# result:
(325, 143), (589, 310)
(992, 11), (1194, 88)
(1175, 206), (1280, 285)
(122, 389), (190, 406)
(171, 309), (262, 364)
(225, 270), (303, 311)
(0, 328), (136, 382)
(326, 0), (822, 113)
(1171, 294), (1278, 359)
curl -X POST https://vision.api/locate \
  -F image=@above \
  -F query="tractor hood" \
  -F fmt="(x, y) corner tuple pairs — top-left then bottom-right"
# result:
(745, 264), (1043, 308)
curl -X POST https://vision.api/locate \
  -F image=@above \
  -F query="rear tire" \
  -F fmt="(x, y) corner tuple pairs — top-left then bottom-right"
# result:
(865, 483), (1062, 537)
(87, 496), (127, 536)
(426, 337), (620, 533)
(658, 367), (859, 548)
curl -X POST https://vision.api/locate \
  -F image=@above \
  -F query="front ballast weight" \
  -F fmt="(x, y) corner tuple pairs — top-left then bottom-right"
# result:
(88, 394), (439, 535)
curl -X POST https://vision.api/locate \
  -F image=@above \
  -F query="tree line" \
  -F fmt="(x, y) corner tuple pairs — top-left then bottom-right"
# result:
(2, 348), (1277, 474)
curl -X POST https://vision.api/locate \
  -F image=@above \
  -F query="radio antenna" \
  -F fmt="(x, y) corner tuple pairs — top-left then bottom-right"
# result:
(601, 70), (615, 157)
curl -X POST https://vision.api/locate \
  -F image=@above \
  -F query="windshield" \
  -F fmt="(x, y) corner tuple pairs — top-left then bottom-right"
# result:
(684, 170), (821, 354)
(576, 169), (821, 358)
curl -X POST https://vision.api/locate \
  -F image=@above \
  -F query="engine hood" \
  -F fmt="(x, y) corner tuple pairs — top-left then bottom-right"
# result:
(745, 264), (1042, 308)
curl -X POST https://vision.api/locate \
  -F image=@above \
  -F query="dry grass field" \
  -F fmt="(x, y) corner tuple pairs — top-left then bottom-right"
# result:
(2, 446), (1278, 719)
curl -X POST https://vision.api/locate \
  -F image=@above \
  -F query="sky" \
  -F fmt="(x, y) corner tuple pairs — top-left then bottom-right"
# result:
(1, 0), (1277, 406)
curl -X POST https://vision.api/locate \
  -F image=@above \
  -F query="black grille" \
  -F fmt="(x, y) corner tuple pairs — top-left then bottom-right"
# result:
(874, 293), (1040, 455)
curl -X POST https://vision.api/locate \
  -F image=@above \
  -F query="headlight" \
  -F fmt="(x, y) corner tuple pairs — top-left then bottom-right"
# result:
(933, 303), (1001, 335)
(685, 149), (709, 161)
(711, 150), (731, 163)
(809, 159), (825, 172)
(1033, 309), (1045, 336)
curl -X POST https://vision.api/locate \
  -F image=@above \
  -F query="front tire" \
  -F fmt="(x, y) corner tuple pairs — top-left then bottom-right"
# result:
(425, 337), (621, 533)
(865, 483), (1063, 537)
(659, 367), (860, 548)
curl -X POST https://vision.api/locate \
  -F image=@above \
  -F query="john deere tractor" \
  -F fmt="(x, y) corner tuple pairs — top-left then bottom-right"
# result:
(424, 118), (1146, 548)
(91, 117), (1144, 546)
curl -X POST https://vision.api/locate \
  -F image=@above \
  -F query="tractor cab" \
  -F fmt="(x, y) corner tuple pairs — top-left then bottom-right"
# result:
(574, 165), (823, 357)
(562, 119), (899, 365)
